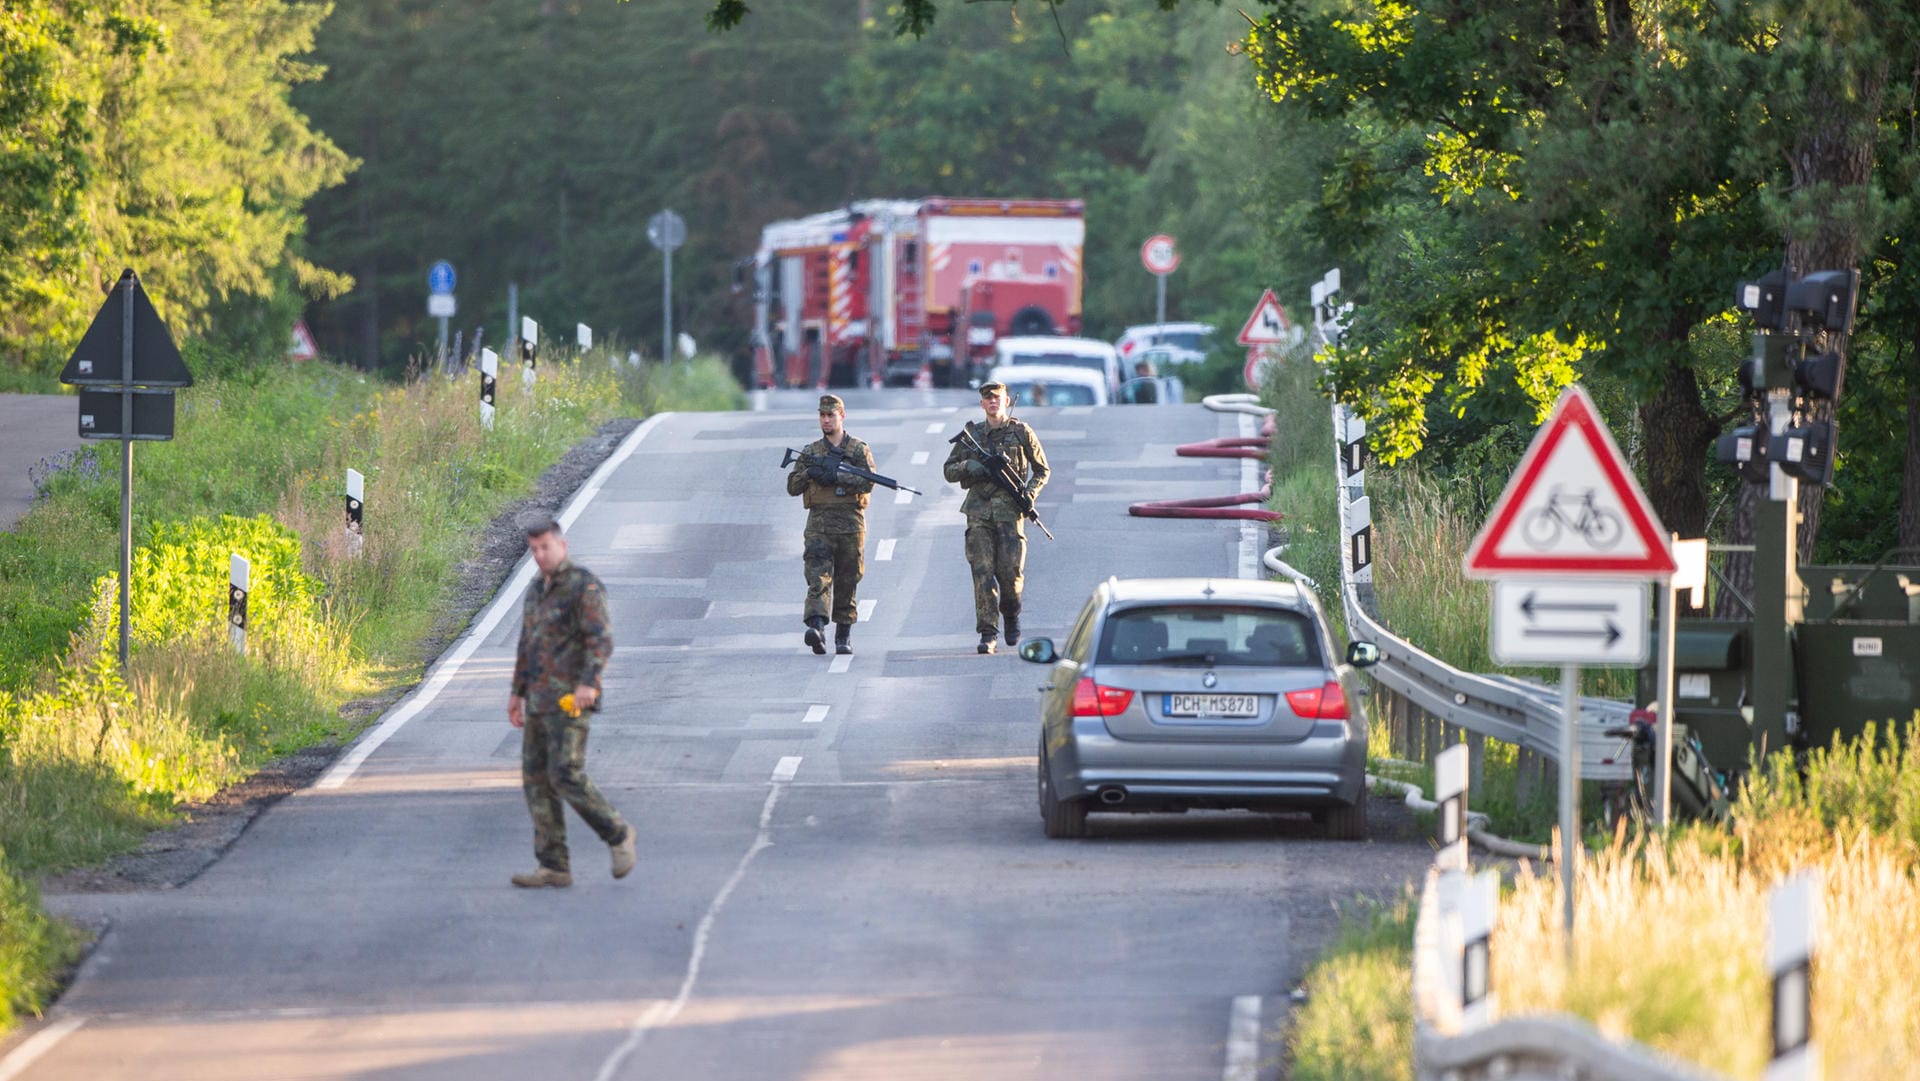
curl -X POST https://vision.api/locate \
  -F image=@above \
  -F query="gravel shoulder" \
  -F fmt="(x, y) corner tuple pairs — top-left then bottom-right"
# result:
(36, 417), (641, 895)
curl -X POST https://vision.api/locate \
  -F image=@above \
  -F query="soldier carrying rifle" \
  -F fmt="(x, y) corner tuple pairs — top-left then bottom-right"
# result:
(943, 381), (1051, 654)
(785, 394), (876, 656)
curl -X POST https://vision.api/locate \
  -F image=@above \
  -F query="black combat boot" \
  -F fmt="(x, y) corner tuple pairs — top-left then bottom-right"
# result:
(803, 615), (828, 655)
(978, 632), (997, 655)
(1003, 613), (1021, 647)
(834, 624), (852, 655)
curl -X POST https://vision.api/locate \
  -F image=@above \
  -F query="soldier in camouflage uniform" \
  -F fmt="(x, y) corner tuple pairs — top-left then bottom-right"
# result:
(506, 515), (636, 888)
(943, 381), (1050, 654)
(786, 394), (875, 655)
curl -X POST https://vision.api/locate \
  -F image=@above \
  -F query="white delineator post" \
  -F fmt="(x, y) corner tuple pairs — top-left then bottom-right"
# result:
(521, 316), (538, 392)
(228, 553), (250, 656)
(577, 322), (593, 358)
(1767, 872), (1821, 1081)
(1435, 743), (1469, 872)
(1458, 871), (1497, 1031)
(345, 468), (364, 557)
(479, 348), (498, 431)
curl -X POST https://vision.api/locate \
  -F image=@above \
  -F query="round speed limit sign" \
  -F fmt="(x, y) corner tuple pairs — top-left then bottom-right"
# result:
(1140, 234), (1180, 276)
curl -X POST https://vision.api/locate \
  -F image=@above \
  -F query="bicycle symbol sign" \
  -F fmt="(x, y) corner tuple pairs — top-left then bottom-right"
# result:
(1464, 386), (1674, 578)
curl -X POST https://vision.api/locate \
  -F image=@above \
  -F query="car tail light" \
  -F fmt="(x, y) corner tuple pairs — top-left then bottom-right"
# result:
(1285, 681), (1350, 721)
(1070, 677), (1135, 717)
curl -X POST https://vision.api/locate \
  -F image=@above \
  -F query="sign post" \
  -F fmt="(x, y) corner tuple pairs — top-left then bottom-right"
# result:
(1463, 385), (1674, 951)
(59, 269), (193, 669)
(1140, 234), (1179, 324)
(649, 210), (688, 371)
(428, 261), (456, 368)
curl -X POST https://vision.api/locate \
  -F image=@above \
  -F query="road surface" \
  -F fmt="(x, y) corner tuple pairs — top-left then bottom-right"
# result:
(10, 388), (1428, 1080)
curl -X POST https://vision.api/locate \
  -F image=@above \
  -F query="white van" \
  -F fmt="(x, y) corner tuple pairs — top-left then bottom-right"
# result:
(992, 336), (1122, 399)
(986, 363), (1109, 407)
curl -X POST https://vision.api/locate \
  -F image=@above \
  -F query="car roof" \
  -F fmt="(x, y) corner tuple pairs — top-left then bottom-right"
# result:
(996, 336), (1117, 358)
(988, 363), (1107, 388)
(1099, 576), (1309, 609)
(1119, 322), (1215, 338)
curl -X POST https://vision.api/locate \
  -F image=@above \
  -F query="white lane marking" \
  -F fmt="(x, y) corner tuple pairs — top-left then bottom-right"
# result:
(857, 598), (876, 622)
(828, 654), (852, 674)
(771, 756), (802, 782)
(924, 422), (945, 434)
(910, 450), (930, 465)
(593, 787), (782, 1081)
(1222, 995), (1261, 1081)
(318, 413), (673, 790)
(876, 538), (897, 561)
(0, 1016), (86, 1081)
(1238, 411), (1261, 581)
(894, 489), (914, 505)
(942, 406), (960, 413)
(802, 705), (829, 725)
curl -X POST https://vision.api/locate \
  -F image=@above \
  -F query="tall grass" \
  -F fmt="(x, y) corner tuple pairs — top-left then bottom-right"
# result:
(0, 352), (741, 1031)
(1287, 894), (1418, 1081)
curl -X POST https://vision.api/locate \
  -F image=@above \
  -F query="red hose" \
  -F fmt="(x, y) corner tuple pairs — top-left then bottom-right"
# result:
(1127, 416), (1282, 522)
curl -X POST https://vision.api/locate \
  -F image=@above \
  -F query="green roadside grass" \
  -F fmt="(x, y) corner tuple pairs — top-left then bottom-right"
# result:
(1266, 362), (1920, 1079)
(0, 352), (742, 1031)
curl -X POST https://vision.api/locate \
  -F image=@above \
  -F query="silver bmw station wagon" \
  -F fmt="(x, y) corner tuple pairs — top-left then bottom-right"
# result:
(1018, 577), (1381, 839)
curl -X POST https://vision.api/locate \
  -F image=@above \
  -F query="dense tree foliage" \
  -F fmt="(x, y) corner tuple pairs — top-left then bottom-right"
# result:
(0, 0), (350, 374)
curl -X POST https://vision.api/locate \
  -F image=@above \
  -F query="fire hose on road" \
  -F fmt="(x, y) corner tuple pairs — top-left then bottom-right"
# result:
(1126, 399), (1282, 523)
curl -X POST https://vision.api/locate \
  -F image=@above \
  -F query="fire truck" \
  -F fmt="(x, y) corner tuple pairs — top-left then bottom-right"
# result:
(749, 197), (1085, 389)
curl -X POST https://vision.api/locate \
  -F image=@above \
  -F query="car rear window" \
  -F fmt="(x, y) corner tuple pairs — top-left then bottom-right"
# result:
(1097, 606), (1322, 667)
(1008, 382), (1097, 406)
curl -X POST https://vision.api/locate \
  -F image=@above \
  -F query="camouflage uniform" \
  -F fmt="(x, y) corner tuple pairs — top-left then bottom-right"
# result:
(511, 560), (628, 874)
(942, 416), (1050, 635)
(786, 433), (875, 626)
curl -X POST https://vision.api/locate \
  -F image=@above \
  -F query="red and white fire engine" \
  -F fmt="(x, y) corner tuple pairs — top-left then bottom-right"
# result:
(749, 197), (1085, 389)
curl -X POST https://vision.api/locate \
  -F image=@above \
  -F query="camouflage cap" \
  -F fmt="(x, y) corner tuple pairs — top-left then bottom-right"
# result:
(978, 382), (1008, 399)
(818, 394), (845, 414)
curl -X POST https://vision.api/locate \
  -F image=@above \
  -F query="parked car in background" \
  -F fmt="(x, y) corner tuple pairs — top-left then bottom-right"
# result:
(986, 363), (1108, 407)
(1115, 322), (1217, 368)
(1018, 576), (1381, 839)
(993, 335), (1122, 399)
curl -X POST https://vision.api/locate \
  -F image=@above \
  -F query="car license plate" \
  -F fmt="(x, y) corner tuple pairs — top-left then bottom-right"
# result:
(1164, 693), (1259, 718)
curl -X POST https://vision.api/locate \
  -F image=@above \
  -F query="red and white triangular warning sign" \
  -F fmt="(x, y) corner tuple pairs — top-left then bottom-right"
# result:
(1236, 289), (1292, 346)
(1464, 386), (1675, 578)
(287, 319), (318, 361)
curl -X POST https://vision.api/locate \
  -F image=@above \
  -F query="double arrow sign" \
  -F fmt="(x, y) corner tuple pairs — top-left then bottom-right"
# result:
(1490, 579), (1650, 666)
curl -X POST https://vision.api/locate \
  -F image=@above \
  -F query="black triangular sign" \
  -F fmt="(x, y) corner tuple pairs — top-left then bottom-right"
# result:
(60, 269), (194, 388)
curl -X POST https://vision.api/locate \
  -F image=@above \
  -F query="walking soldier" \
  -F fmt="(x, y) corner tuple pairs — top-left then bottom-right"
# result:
(786, 394), (874, 655)
(943, 381), (1050, 654)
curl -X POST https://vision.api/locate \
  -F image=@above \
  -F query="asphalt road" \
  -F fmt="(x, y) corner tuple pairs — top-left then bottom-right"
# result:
(11, 388), (1429, 1080)
(0, 394), (86, 533)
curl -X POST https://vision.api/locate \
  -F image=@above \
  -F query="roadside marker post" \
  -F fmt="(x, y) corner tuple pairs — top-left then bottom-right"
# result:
(520, 317), (538, 392)
(1435, 744), (1469, 872)
(229, 554), (250, 656)
(345, 469), (365, 557)
(1767, 873), (1821, 1081)
(479, 348), (498, 431)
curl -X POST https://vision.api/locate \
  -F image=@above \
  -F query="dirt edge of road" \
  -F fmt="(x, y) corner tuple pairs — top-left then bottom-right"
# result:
(36, 416), (642, 896)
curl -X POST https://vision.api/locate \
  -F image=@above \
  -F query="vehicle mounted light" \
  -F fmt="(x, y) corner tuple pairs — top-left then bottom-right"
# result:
(1284, 681), (1350, 721)
(1070, 677), (1135, 717)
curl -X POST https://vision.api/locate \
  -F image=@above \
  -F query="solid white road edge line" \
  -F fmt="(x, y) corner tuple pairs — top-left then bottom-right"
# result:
(1222, 995), (1261, 1081)
(0, 1017), (86, 1081)
(1237, 411), (1260, 581)
(592, 787), (782, 1081)
(316, 412), (675, 790)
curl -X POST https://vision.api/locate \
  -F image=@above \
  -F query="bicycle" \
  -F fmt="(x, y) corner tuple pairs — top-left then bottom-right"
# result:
(1600, 708), (1733, 832)
(1523, 486), (1625, 550)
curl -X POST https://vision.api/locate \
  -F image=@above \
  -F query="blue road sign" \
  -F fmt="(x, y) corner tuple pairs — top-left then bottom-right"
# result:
(429, 260), (456, 295)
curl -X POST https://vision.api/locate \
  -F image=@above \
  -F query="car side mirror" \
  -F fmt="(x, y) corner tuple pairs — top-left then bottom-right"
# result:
(1346, 640), (1381, 668)
(1019, 638), (1057, 664)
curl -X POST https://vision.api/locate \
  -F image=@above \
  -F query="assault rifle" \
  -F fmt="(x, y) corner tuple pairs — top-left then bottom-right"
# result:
(780, 445), (923, 495)
(948, 428), (1054, 540)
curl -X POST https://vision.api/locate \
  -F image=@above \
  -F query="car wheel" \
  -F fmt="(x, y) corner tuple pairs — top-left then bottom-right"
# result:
(1038, 737), (1088, 839)
(1324, 797), (1367, 841)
